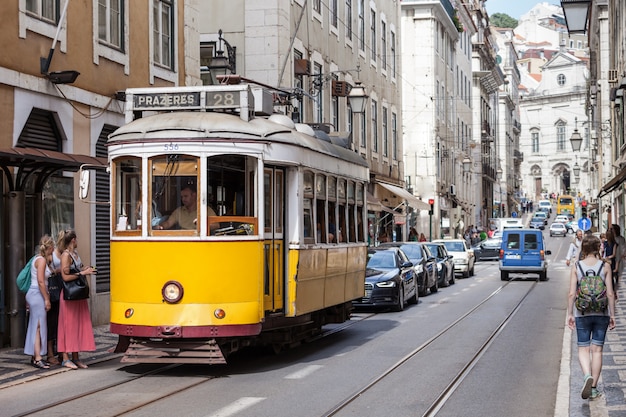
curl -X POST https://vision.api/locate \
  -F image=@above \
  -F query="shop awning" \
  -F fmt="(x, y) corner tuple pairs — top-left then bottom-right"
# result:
(377, 182), (430, 210)
(367, 191), (396, 214)
(598, 166), (626, 198)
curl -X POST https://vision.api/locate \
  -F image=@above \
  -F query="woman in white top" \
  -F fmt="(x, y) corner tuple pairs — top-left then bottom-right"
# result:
(23, 235), (54, 369)
(565, 229), (584, 267)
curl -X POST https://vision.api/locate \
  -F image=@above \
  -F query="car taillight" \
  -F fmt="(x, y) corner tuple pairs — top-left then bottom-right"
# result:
(499, 249), (504, 259)
(540, 250), (545, 260)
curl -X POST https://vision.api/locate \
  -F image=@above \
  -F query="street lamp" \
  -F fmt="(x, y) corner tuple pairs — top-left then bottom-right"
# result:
(207, 29), (237, 83)
(347, 81), (368, 113)
(570, 118), (583, 152)
(573, 162), (581, 177)
(560, 0), (591, 34)
(462, 157), (471, 173)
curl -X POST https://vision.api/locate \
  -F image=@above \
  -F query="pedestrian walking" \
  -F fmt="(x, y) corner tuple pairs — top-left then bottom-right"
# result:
(565, 229), (583, 267)
(567, 235), (616, 400)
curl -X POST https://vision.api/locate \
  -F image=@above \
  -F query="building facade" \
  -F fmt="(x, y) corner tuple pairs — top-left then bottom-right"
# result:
(0, 0), (199, 347)
(199, 0), (407, 243)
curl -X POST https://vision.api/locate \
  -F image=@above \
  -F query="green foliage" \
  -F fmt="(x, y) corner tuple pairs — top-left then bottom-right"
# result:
(490, 13), (518, 29)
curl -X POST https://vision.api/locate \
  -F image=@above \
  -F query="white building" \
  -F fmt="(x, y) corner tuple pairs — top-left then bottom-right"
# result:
(519, 47), (590, 205)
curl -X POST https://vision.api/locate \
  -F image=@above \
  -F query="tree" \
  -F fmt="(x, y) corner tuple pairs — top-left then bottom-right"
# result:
(490, 13), (518, 28)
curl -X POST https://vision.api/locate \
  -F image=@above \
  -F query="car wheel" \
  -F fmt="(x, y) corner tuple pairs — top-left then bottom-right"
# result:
(539, 271), (548, 281)
(408, 285), (418, 304)
(463, 268), (470, 278)
(394, 287), (405, 311)
(430, 277), (439, 293)
(501, 270), (509, 281)
(449, 270), (455, 285)
(441, 267), (450, 287)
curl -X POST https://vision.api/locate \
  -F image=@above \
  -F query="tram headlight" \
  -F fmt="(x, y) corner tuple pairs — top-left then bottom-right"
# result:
(162, 281), (184, 303)
(214, 309), (226, 319)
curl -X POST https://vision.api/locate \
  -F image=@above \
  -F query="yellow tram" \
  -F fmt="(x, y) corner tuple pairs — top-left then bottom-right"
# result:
(101, 85), (369, 363)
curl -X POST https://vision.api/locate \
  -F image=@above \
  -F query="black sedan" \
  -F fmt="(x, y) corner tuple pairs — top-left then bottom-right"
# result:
(424, 242), (455, 287)
(379, 242), (438, 296)
(353, 247), (418, 311)
(472, 238), (502, 261)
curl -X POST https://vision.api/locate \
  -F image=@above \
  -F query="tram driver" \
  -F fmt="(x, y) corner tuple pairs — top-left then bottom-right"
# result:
(155, 184), (218, 231)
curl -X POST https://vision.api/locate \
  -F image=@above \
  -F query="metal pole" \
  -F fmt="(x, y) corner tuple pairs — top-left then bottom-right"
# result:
(7, 191), (26, 348)
(429, 213), (432, 242)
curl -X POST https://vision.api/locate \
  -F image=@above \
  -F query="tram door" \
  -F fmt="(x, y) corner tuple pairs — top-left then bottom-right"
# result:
(263, 167), (284, 312)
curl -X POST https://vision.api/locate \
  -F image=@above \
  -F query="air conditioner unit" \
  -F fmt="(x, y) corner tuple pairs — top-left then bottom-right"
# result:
(294, 59), (311, 76)
(450, 184), (456, 196)
(608, 69), (618, 83)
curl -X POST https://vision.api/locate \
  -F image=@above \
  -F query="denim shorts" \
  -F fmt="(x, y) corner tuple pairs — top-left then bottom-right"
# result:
(575, 315), (610, 347)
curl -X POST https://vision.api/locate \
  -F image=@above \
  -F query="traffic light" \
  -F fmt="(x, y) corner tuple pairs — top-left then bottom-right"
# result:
(581, 200), (587, 218)
(428, 198), (435, 215)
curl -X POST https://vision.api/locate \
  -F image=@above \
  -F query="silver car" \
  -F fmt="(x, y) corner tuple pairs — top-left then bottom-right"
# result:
(549, 222), (567, 237)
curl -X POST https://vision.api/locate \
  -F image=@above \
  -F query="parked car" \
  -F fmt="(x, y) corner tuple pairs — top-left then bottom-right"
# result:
(379, 242), (438, 296)
(433, 239), (475, 278)
(533, 211), (548, 225)
(423, 242), (455, 287)
(529, 216), (545, 230)
(499, 229), (551, 281)
(472, 238), (502, 261)
(549, 222), (567, 237)
(353, 247), (418, 311)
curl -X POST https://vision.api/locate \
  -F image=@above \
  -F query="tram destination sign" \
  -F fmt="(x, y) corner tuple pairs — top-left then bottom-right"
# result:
(133, 92), (202, 109)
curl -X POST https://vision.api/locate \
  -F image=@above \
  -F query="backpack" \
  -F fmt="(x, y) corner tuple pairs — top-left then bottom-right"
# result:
(575, 262), (608, 314)
(16, 256), (36, 293)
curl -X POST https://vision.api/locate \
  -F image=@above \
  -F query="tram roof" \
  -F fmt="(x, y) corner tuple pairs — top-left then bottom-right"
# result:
(108, 111), (369, 168)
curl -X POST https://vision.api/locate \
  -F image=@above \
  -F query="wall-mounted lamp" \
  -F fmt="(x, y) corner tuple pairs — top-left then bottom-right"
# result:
(462, 157), (471, 173)
(208, 29), (236, 81)
(570, 117), (583, 152)
(347, 81), (368, 113)
(573, 162), (581, 177)
(39, 0), (80, 84)
(496, 167), (503, 180)
(560, 0), (591, 34)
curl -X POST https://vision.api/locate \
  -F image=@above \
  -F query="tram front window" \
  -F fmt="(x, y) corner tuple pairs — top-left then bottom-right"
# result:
(151, 155), (199, 234)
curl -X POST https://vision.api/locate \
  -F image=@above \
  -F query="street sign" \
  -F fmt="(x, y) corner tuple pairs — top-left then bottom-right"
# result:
(578, 217), (591, 231)
(511, 212), (518, 218)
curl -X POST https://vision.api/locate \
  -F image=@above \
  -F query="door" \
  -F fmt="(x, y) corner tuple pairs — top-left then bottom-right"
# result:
(263, 167), (284, 312)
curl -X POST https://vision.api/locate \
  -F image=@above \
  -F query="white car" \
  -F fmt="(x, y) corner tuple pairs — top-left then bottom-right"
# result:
(554, 215), (569, 223)
(538, 200), (552, 214)
(549, 222), (567, 237)
(433, 239), (475, 278)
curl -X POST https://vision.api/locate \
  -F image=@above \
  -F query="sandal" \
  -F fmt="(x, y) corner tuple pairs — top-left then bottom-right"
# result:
(74, 361), (88, 369)
(61, 360), (78, 369)
(32, 359), (50, 369)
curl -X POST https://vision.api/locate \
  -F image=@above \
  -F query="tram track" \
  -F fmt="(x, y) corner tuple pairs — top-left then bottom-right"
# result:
(322, 278), (540, 417)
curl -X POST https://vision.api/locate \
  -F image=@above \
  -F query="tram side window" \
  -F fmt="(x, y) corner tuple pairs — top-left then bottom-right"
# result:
(207, 154), (257, 236)
(338, 179), (347, 243)
(303, 171), (314, 243)
(150, 155), (199, 234)
(314, 173), (326, 243)
(113, 157), (141, 232)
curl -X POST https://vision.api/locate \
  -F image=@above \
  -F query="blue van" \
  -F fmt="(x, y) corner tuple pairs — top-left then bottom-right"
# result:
(499, 229), (551, 281)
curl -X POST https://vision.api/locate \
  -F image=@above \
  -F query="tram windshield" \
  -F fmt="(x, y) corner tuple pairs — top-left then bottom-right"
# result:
(112, 153), (257, 237)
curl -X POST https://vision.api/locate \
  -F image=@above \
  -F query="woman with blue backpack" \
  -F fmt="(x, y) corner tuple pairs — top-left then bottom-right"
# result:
(23, 235), (55, 369)
(567, 235), (616, 401)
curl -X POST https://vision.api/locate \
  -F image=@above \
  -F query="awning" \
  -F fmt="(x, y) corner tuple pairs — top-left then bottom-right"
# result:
(598, 166), (626, 198)
(367, 191), (396, 214)
(377, 182), (430, 210)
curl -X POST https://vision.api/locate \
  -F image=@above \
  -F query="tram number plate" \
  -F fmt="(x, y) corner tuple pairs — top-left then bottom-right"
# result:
(206, 91), (241, 109)
(505, 254), (521, 259)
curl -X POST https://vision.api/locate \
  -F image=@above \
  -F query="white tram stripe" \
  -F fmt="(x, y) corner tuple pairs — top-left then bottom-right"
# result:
(284, 364), (324, 379)
(206, 397), (265, 417)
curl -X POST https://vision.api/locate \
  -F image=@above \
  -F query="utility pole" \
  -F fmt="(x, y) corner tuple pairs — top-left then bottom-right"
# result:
(428, 198), (434, 241)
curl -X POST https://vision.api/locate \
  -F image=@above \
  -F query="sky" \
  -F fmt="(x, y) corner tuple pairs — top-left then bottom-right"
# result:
(484, 0), (561, 20)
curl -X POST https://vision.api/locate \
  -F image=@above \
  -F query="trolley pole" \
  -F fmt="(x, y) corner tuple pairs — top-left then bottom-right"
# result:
(428, 198), (434, 241)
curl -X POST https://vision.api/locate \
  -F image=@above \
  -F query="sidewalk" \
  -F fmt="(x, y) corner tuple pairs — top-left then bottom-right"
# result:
(0, 323), (120, 389)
